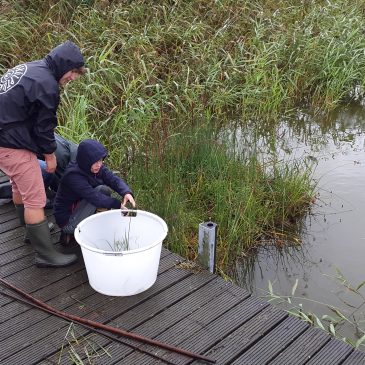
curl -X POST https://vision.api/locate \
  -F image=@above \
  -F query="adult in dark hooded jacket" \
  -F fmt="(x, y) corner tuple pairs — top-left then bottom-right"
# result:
(0, 40), (86, 268)
(54, 139), (136, 244)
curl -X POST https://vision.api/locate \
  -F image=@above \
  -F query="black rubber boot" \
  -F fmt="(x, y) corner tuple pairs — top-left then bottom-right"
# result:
(26, 220), (78, 268)
(60, 231), (77, 246)
(14, 204), (26, 226)
(15, 204), (55, 243)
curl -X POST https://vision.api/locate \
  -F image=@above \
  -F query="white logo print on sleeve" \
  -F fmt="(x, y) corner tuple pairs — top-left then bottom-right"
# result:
(0, 64), (27, 94)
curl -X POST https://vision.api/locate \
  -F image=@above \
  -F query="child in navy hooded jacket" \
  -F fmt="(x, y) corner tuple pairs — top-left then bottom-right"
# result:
(53, 139), (136, 243)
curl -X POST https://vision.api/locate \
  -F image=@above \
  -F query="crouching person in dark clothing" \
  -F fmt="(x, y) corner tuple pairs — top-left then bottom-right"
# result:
(53, 139), (136, 245)
(40, 133), (79, 194)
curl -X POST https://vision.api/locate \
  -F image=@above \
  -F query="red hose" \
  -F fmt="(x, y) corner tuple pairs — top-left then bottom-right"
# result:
(0, 277), (215, 364)
(1, 289), (179, 365)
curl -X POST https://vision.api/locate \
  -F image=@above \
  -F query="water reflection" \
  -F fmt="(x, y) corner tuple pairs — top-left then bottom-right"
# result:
(231, 101), (365, 342)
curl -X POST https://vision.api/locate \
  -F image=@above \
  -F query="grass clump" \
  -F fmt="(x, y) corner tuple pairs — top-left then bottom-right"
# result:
(57, 322), (111, 364)
(130, 124), (315, 270)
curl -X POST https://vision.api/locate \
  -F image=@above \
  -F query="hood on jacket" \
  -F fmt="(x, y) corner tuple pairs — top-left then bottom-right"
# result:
(76, 139), (107, 174)
(44, 40), (85, 81)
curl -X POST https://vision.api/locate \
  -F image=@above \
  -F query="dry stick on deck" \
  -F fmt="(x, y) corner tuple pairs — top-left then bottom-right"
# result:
(0, 278), (216, 364)
(0, 289), (179, 365)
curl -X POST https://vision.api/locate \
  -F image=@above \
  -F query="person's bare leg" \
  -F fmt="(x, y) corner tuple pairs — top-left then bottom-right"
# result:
(12, 191), (22, 205)
(25, 208), (45, 224)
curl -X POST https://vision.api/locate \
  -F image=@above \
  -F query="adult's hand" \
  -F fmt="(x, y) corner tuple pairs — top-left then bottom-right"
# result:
(121, 193), (136, 209)
(44, 153), (57, 173)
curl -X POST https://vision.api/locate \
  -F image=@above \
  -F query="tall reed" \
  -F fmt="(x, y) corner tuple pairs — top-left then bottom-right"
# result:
(2, 0), (365, 123)
(2, 0), (352, 270)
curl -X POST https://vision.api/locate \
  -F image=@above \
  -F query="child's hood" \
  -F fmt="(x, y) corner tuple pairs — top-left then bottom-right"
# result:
(76, 139), (107, 174)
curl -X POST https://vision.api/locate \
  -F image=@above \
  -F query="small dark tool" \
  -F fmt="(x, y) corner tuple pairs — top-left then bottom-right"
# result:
(121, 209), (137, 217)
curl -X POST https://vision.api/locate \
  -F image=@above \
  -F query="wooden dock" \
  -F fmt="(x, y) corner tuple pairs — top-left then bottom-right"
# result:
(1, 194), (365, 364)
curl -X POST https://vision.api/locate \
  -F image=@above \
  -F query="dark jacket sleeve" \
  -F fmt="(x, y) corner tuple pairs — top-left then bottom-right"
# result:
(54, 134), (78, 178)
(100, 166), (133, 198)
(65, 172), (122, 209)
(31, 92), (59, 154)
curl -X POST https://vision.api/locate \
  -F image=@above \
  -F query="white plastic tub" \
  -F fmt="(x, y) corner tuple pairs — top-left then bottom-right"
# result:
(74, 209), (168, 296)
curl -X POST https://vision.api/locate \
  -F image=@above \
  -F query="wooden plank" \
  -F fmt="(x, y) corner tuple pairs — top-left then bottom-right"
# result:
(342, 350), (365, 364)
(158, 296), (270, 365)
(110, 352), (166, 365)
(268, 326), (331, 365)
(125, 306), (288, 365)
(190, 306), (291, 365)
(0, 212), (17, 225)
(74, 276), (250, 365)
(0, 269), (88, 325)
(0, 175), (10, 183)
(0, 259), (192, 364)
(1, 251), (173, 325)
(132, 275), (248, 339)
(228, 315), (308, 365)
(0, 243), (34, 265)
(0, 213), (57, 246)
(0, 212), (54, 234)
(0, 230), (30, 253)
(0, 202), (15, 215)
(120, 291), (264, 365)
(108, 271), (215, 329)
(43, 273), (250, 365)
(0, 233), (66, 278)
(155, 283), (253, 345)
(2, 205), (365, 365)
(0, 221), (59, 257)
(45, 267), (206, 365)
(0, 210), (17, 224)
(305, 337), (353, 364)
(0, 218), (22, 234)
(1, 251), (37, 278)
(0, 249), (169, 311)
(0, 268), (90, 339)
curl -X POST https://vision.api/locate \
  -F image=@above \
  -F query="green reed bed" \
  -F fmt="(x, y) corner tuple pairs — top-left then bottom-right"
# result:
(0, 12), (41, 67)
(0, 0), (358, 268)
(2, 0), (365, 121)
(129, 125), (315, 270)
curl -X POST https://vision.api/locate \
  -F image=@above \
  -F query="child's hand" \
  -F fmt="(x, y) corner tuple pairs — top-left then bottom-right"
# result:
(121, 193), (136, 209)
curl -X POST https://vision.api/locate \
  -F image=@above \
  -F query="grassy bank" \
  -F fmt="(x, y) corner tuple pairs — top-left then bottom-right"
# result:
(2, 0), (360, 269)
(130, 124), (314, 269)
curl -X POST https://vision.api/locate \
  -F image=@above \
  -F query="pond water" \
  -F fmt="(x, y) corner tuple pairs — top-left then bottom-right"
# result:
(232, 101), (365, 341)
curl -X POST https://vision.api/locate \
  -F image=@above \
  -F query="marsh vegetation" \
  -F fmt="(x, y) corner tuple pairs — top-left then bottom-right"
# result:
(2, 0), (365, 274)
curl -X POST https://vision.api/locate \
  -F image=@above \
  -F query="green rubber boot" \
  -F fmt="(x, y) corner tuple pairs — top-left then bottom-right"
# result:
(26, 220), (78, 268)
(15, 204), (54, 243)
